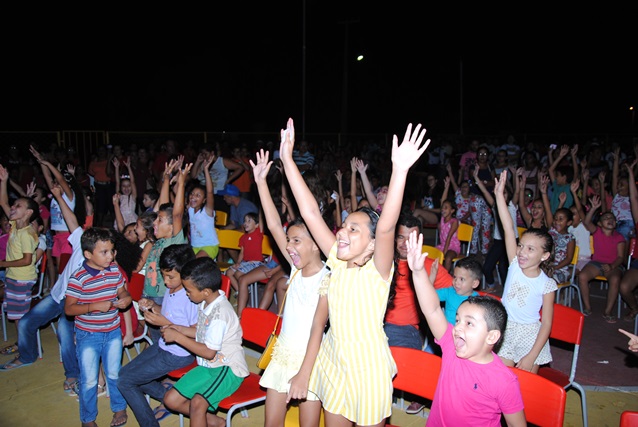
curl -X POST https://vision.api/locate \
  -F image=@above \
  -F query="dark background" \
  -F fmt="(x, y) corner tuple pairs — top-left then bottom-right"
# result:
(2, 5), (636, 136)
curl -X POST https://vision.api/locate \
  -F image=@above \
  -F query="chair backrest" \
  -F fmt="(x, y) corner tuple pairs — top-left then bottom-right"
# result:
(422, 245), (444, 264)
(517, 226), (527, 237)
(509, 366), (566, 427)
(128, 272), (145, 302)
(39, 252), (48, 274)
(620, 410), (638, 427)
(549, 303), (584, 346)
(456, 223), (473, 256)
(262, 235), (273, 258)
(216, 228), (243, 251)
(390, 346), (441, 401)
(215, 210), (228, 227)
(559, 246), (579, 286)
(58, 252), (71, 275)
(221, 275), (231, 295)
(240, 308), (279, 348)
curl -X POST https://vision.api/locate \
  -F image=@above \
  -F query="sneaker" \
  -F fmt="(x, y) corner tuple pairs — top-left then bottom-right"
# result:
(405, 401), (425, 414)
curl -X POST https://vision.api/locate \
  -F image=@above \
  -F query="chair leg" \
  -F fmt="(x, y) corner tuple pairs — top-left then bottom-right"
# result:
(2, 303), (7, 342)
(37, 329), (43, 359)
(571, 382), (588, 427)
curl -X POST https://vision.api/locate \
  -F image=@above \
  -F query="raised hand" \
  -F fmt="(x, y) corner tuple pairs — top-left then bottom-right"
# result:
(112, 193), (120, 205)
(112, 157), (120, 169)
(558, 192), (567, 204)
(66, 164), (76, 176)
(354, 158), (368, 174)
(122, 157), (131, 169)
(559, 144), (570, 157)
(588, 194), (601, 210)
(335, 169), (343, 183)
(249, 149), (273, 185)
(406, 231), (426, 272)
(177, 163), (193, 183)
(443, 176), (450, 188)
(391, 123), (430, 172)
(570, 144), (579, 157)
(624, 159), (637, 176)
(0, 164), (8, 181)
(539, 174), (550, 194)
(581, 168), (590, 183)
(279, 117), (296, 161)
(598, 171), (606, 183)
(26, 182), (36, 198)
(472, 164), (480, 180)
(350, 157), (358, 173)
(203, 152), (215, 171)
(50, 185), (63, 199)
(494, 170), (508, 197)
(175, 155), (185, 170)
(29, 145), (45, 163)
(570, 179), (580, 193)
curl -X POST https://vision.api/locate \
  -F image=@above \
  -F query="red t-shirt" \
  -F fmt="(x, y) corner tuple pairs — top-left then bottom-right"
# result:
(239, 228), (264, 262)
(385, 258), (453, 328)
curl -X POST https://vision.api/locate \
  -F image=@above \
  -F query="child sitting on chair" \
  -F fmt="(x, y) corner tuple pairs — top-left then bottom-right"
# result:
(163, 257), (249, 427)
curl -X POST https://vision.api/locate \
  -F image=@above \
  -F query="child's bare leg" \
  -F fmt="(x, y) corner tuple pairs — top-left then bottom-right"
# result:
(444, 250), (457, 272)
(237, 269), (265, 317)
(189, 394), (212, 427)
(205, 412), (227, 427)
(620, 269), (638, 316)
(163, 388), (190, 415)
(298, 399), (322, 427)
(603, 269), (622, 318)
(264, 389), (287, 427)
(578, 264), (599, 312)
(259, 270), (285, 311)
(226, 268), (239, 291)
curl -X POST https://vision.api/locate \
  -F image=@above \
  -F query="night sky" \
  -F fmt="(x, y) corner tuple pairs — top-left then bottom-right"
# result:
(3, 5), (636, 138)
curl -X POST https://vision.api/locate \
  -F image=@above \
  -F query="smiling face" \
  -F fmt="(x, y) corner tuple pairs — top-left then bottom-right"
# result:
(530, 200), (544, 220)
(123, 224), (138, 244)
(286, 224), (320, 269)
(552, 211), (572, 234)
(189, 187), (205, 210)
(453, 303), (496, 363)
(452, 266), (479, 297)
(376, 186), (388, 205)
(395, 225), (420, 260)
(120, 179), (132, 195)
(336, 211), (375, 264)
(598, 212), (617, 230)
(84, 240), (115, 270)
(440, 201), (455, 219)
(516, 233), (550, 271)
(9, 198), (33, 223)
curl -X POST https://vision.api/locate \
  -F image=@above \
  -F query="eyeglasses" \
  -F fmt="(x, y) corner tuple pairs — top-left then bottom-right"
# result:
(478, 152), (489, 156)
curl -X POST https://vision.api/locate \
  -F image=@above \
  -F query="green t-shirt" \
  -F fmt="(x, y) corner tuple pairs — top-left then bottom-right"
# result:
(143, 229), (187, 298)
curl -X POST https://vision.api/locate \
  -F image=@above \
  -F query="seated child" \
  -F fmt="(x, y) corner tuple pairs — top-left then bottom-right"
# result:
(117, 243), (198, 426)
(163, 257), (249, 426)
(226, 212), (266, 302)
(437, 256), (481, 325)
(64, 227), (132, 427)
(406, 231), (525, 426)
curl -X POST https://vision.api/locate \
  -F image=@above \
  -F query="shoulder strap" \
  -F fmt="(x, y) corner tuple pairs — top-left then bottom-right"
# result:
(270, 269), (301, 334)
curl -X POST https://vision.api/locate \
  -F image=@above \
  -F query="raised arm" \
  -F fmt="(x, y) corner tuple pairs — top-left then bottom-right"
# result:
(406, 231), (448, 340)
(50, 185), (80, 233)
(570, 180), (586, 223)
(8, 179), (27, 197)
(583, 194), (601, 234)
(446, 163), (459, 192)
(548, 145), (569, 182)
(625, 160), (638, 223)
(611, 146), (620, 196)
(539, 174), (553, 227)
(251, 149), (292, 265)
(374, 123), (429, 280)
(517, 171), (532, 227)
(441, 176), (451, 205)
(495, 170), (517, 262)
(113, 157), (121, 194)
(355, 158), (378, 210)
(335, 169), (346, 212)
(570, 144), (580, 185)
(350, 158), (359, 211)
(580, 168), (590, 206)
(0, 165), (10, 218)
(202, 154), (216, 216)
(123, 157), (137, 200)
(598, 171), (608, 212)
(472, 165), (494, 206)
(280, 118), (336, 256)
(112, 194), (125, 232)
(190, 152), (206, 180)
(157, 158), (179, 209)
(222, 158), (244, 187)
(171, 163), (192, 237)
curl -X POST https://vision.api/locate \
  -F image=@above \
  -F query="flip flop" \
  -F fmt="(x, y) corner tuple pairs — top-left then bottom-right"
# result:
(0, 344), (18, 355)
(0, 358), (33, 371)
(603, 314), (617, 324)
(153, 405), (172, 422)
(110, 410), (128, 427)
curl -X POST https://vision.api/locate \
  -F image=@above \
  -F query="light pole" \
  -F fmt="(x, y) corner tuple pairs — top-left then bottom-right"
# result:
(631, 106), (635, 128)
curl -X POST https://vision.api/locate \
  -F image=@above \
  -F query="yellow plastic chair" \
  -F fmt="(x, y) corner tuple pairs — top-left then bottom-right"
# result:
(216, 228), (243, 272)
(517, 226), (527, 238)
(555, 247), (582, 312)
(248, 235), (275, 308)
(451, 223), (474, 267)
(422, 245), (444, 264)
(214, 210), (228, 227)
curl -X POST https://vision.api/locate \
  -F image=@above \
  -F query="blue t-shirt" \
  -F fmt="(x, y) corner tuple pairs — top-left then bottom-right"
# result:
(436, 287), (479, 325)
(230, 198), (258, 228)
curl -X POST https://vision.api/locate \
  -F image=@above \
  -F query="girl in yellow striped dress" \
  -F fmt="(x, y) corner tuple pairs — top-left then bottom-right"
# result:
(281, 118), (430, 426)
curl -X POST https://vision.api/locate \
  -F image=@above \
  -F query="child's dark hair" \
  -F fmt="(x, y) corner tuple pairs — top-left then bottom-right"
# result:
(442, 199), (457, 213)
(554, 207), (573, 222)
(113, 231), (143, 279)
(244, 211), (259, 224)
(462, 296), (508, 346)
(397, 214), (421, 233)
(189, 184), (207, 212)
(181, 257), (222, 292)
(522, 228), (555, 277)
(81, 227), (115, 254)
(287, 217), (310, 235)
(63, 173), (87, 227)
(20, 197), (41, 223)
(138, 211), (157, 242)
(158, 203), (174, 224)
(32, 215), (44, 231)
(144, 189), (159, 204)
(455, 256), (483, 283)
(160, 243), (196, 273)
(355, 206), (380, 237)
(556, 165), (574, 182)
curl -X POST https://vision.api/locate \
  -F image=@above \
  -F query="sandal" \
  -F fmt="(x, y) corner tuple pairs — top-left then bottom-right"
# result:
(623, 310), (638, 322)
(110, 410), (128, 427)
(64, 378), (79, 395)
(97, 383), (107, 398)
(0, 357), (32, 371)
(153, 405), (172, 422)
(602, 314), (617, 324)
(582, 309), (592, 316)
(0, 343), (18, 355)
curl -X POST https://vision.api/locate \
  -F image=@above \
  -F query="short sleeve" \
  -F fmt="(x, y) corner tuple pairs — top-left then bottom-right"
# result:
(543, 278), (558, 294)
(318, 271), (331, 296)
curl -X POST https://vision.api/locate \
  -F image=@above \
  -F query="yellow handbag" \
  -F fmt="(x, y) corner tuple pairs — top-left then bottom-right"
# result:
(256, 269), (299, 370)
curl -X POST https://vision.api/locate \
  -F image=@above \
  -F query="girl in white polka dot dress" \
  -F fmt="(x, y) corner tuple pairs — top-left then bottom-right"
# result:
(494, 170), (557, 373)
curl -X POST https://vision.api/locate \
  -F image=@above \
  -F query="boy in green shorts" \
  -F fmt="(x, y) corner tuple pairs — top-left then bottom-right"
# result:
(162, 257), (249, 427)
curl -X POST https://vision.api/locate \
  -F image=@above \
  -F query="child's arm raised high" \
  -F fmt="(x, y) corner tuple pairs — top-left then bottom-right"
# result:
(374, 123), (429, 280)
(495, 170), (517, 263)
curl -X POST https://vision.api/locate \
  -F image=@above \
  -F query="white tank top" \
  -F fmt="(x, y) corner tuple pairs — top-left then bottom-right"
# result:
(50, 192), (76, 232)
(188, 207), (219, 247)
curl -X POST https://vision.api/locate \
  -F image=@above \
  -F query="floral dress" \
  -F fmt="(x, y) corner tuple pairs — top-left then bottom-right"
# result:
(549, 228), (574, 283)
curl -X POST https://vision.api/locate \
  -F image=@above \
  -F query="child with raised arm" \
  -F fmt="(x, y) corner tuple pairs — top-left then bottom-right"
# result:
(577, 194), (626, 320)
(251, 149), (329, 426)
(112, 156), (138, 228)
(163, 257), (249, 427)
(494, 170), (557, 373)
(64, 227), (132, 427)
(406, 231), (525, 426)
(284, 118), (429, 426)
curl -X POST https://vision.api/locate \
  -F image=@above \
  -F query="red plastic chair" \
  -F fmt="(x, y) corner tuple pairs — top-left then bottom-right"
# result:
(620, 410), (638, 427)
(386, 346), (442, 426)
(538, 303), (588, 427)
(58, 252), (71, 274)
(127, 272), (145, 302)
(509, 366), (566, 427)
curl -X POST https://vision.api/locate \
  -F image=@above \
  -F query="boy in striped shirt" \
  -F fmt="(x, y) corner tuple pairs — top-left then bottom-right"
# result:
(65, 228), (132, 427)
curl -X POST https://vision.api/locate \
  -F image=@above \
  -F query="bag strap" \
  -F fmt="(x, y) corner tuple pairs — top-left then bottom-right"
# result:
(270, 268), (300, 334)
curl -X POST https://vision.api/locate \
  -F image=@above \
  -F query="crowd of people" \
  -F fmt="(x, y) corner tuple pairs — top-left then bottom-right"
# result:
(0, 122), (636, 426)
